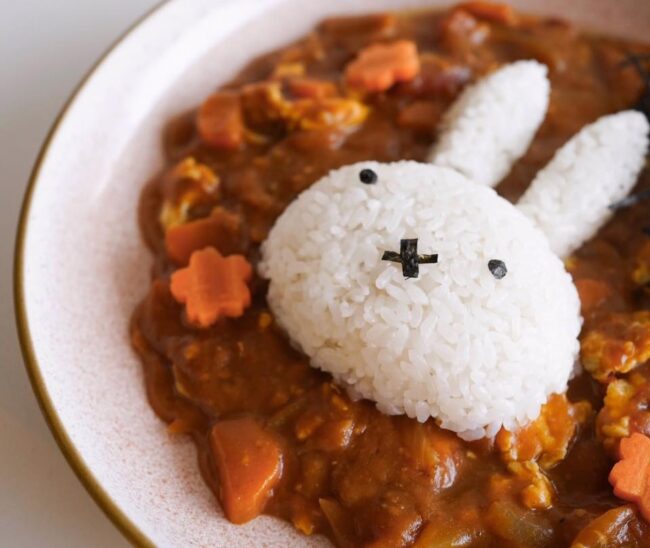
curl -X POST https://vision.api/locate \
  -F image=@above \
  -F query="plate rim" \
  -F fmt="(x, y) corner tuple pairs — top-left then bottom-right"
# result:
(13, 1), (649, 545)
(12, 2), (170, 546)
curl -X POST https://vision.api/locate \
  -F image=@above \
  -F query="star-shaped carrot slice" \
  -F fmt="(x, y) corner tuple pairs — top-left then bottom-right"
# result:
(170, 247), (252, 328)
(609, 433), (650, 522)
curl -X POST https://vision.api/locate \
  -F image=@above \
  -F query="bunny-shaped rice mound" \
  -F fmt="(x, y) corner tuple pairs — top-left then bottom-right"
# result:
(260, 61), (649, 440)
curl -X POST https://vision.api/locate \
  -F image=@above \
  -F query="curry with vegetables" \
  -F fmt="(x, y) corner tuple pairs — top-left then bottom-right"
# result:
(131, 3), (650, 546)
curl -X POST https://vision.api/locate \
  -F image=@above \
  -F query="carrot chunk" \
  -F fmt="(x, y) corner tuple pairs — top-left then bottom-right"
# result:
(455, 1), (517, 25)
(197, 91), (244, 150)
(211, 418), (283, 524)
(165, 207), (243, 265)
(345, 40), (420, 92)
(609, 433), (650, 522)
(170, 247), (252, 328)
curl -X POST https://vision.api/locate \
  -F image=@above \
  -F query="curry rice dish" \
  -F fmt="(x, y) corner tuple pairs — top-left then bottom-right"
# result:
(131, 3), (650, 546)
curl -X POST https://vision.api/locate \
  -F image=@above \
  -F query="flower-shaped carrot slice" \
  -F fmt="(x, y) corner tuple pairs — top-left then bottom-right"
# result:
(609, 433), (650, 521)
(345, 40), (420, 93)
(170, 247), (252, 328)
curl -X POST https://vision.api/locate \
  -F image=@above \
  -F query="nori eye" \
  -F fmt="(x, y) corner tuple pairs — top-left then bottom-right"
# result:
(359, 168), (378, 184)
(488, 259), (507, 279)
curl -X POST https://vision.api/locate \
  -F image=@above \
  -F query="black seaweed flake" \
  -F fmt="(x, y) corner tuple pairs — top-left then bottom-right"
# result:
(488, 259), (507, 280)
(359, 168), (378, 184)
(609, 188), (650, 211)
(382, 238), (438, 278)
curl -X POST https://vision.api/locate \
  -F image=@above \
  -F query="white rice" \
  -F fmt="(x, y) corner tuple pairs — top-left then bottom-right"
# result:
(428, 60), (550, 188)
(517, 110), (649, 258)
(259, 161), (581, 440)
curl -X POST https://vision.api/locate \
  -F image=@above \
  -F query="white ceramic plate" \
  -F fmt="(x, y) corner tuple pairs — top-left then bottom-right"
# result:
(14, 0), (650, 546)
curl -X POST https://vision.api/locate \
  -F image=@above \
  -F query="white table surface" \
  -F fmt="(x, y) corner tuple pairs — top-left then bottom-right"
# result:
(0, 1), (159, 545)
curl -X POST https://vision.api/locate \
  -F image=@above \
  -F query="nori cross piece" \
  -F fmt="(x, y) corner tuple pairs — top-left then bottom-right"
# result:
(382, 238), (438, 278)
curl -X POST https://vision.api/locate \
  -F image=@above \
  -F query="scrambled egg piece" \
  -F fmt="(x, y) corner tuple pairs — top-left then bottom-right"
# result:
(496, 394), (592, 509)
(507, 461), (554, 510)
(159, 157), (219, 230)
(597, 366), (650, 455)
(581, 311), (650, 382)
(496, 394), (592, 469)
(242, 81), (368, 133)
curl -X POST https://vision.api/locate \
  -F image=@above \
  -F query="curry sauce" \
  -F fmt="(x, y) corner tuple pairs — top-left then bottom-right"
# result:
(131, 4), (650, 546)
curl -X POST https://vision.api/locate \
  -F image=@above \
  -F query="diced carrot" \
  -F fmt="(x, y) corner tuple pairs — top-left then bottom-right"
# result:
(211, 417), (283, 524)
(609, 433), (650, 522)
(197, 91), (244, 150)
(170, 247), (252, 328)
(165, 207), (243, 265)
(288, 77), (338, 100)
(345, 40), (420, 93)
(575, 278), (612, 315)
(455, 1), (518, 26)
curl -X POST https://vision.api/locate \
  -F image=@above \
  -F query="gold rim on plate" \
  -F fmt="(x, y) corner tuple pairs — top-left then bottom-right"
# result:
(13, 3), (169, 546)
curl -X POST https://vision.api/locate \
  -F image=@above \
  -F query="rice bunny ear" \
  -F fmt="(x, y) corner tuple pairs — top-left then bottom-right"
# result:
(517, 111), (649, 258)
(428, 60), (550, 187)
